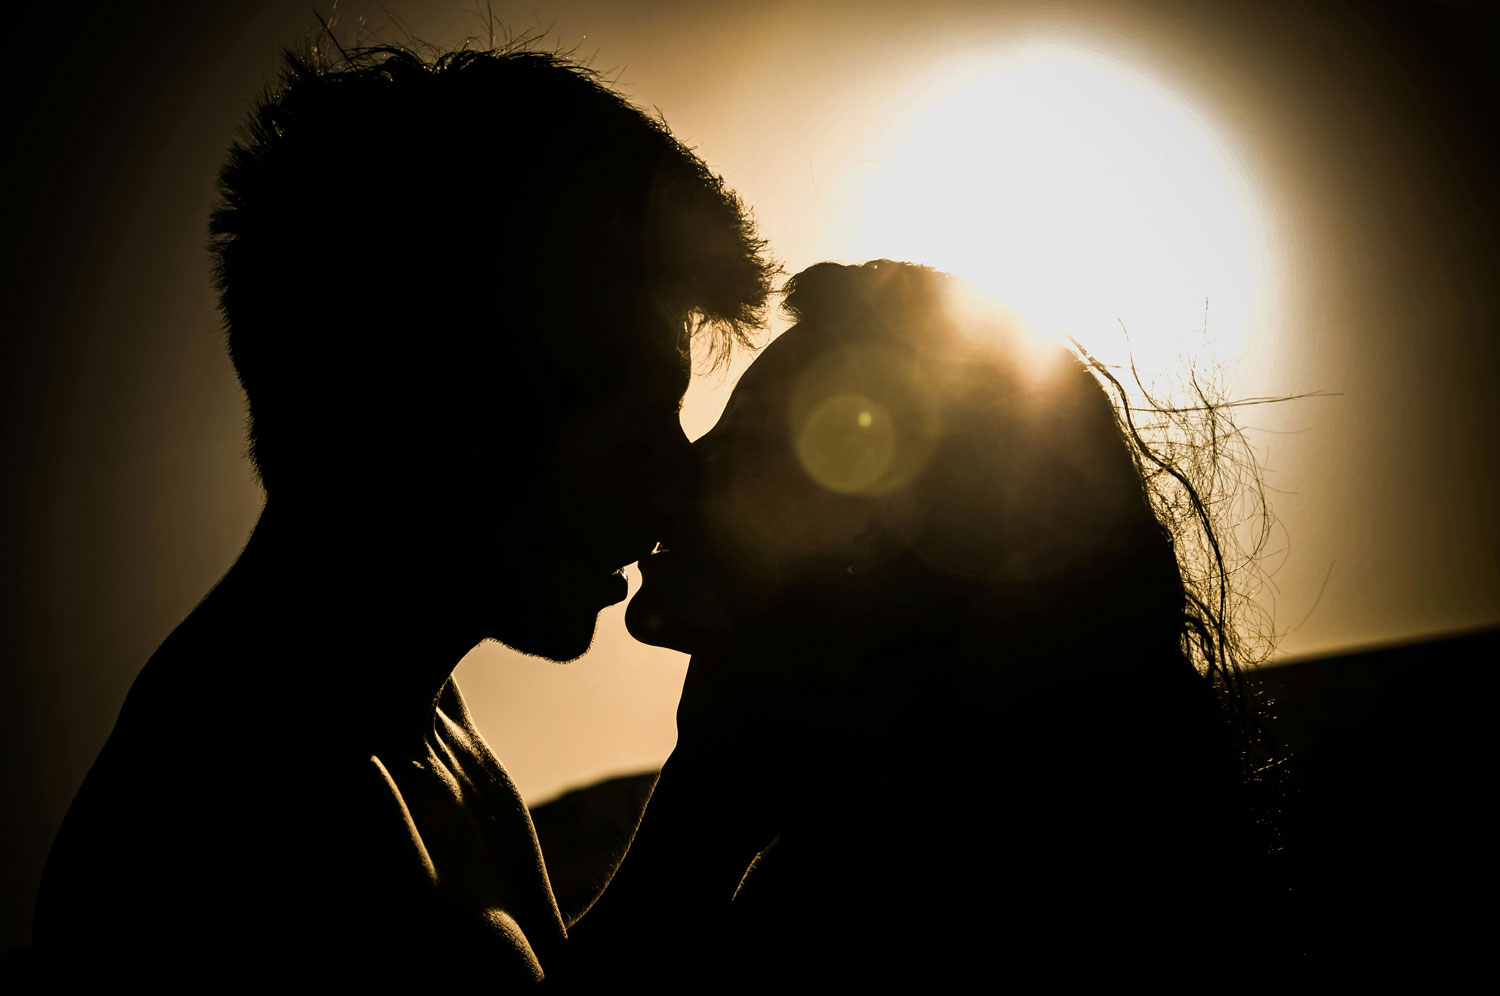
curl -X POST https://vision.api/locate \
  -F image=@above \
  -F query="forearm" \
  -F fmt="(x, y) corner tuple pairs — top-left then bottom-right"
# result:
(556, 752), (769, 983)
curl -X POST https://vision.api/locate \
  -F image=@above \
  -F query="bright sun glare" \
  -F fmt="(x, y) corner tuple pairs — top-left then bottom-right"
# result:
(839, 43), (1271, 373)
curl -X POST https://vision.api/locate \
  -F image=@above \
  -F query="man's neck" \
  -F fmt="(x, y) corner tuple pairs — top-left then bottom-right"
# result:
(173, 500), (482, 754)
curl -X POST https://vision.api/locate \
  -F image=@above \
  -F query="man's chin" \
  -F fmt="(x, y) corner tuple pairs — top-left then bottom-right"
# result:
(483, 569), (630, 661)
(491, 611), (601, 663)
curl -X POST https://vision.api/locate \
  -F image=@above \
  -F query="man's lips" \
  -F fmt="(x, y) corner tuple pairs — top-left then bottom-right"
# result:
(588, 535), (662, 578)
(584, 537), (667, 605)
(604, 567), (629, 603)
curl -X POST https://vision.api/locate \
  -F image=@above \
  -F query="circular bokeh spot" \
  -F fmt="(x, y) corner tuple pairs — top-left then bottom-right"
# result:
(794, 392), (897, 494)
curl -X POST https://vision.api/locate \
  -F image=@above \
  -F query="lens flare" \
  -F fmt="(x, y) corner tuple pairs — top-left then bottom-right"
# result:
(795, 393), (895, 494)
(787, 344), (942, 497)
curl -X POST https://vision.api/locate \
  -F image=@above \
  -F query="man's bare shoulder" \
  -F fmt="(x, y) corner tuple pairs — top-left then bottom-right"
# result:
(322, 752), (550, 983)
(38, 670), (556, 982)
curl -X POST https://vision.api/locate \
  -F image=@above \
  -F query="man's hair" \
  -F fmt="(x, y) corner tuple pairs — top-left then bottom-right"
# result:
(210, 45), (775, 492)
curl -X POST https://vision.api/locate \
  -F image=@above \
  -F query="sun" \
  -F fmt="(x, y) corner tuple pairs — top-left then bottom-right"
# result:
(840, 42), (1272, 374)
(681, 41), (1275, 441)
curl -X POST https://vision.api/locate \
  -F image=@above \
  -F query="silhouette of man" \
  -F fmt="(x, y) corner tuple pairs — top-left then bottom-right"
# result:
(34, 46), (772, 985)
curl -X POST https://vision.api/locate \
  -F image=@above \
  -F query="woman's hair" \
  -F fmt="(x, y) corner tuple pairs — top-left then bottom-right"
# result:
(718, 261), (1291, 969)
(780, 259), (1281, 795)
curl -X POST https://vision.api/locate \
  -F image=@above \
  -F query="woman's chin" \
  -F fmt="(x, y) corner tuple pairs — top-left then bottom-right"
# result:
(625, 562), (732, 654)
(623, 590), (696, 652)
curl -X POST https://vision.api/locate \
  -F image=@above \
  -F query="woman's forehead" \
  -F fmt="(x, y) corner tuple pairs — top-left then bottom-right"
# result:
(735, 322), (820, 391)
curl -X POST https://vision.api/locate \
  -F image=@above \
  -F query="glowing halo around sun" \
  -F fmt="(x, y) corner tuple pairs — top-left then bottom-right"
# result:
(838, 43), (1273, 375)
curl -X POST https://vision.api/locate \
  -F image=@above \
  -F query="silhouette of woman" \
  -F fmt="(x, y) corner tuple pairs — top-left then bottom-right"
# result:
(626, 260), (1282, 983)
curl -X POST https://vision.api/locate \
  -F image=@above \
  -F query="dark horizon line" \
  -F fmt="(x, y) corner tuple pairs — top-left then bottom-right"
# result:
(1268, 622), (1499, 669)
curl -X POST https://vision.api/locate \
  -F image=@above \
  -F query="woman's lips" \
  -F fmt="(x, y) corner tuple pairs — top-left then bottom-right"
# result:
(637, 545), (685, 577)
(629, 545), (736, 651)
(636, 547), (718, 606)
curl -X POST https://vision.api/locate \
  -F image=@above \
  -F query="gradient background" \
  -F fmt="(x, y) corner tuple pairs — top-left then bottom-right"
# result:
(2, 0), (1497, 949)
